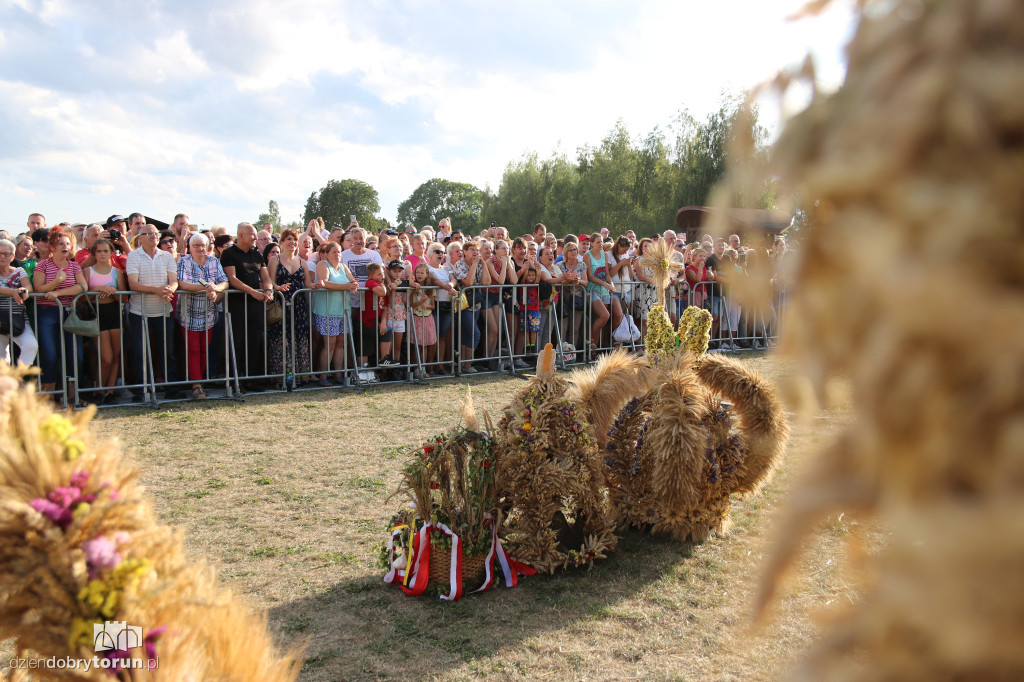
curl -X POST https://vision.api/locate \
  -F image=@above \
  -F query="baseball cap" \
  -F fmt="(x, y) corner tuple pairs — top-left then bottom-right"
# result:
(103, 215), (126, 228)
(579, 234), (590, 240)
(387, 259), (404, 270)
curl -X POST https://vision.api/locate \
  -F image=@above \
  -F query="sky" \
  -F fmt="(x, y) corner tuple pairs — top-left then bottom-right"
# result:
(0, 0), (857, 232)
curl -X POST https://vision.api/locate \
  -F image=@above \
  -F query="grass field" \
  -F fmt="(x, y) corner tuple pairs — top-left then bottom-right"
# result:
(2, 353), (869, 681)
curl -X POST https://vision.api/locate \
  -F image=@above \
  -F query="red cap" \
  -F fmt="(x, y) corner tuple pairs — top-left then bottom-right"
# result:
(579, 234), (590, 241)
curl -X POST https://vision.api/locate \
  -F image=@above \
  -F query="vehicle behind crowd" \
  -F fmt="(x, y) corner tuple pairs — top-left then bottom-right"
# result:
(0, 215), (792, 408)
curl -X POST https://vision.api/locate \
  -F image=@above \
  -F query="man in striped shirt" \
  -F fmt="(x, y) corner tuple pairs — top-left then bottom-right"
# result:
(126, 224), (181, 400)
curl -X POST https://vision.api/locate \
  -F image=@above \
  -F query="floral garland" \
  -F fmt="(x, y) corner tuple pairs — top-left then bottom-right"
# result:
(644, 304), (677, 358)
(25, 414), (166, 669)
(680, 306), (713, 358)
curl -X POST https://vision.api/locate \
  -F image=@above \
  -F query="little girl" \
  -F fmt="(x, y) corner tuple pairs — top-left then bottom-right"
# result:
(521, 266), (541, 356)
(410, 262), (437, 379)
(383, 260), (408, 365)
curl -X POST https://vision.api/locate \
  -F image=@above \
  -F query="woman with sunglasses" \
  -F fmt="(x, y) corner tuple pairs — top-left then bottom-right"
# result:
(158, 230), (179, 260)
(0, 238), (37, 368)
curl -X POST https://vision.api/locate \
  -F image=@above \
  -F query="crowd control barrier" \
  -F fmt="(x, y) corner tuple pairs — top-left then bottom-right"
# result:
(0, 277), (785, 408)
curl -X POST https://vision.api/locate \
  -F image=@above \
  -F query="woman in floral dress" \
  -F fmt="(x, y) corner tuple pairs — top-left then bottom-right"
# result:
(267, 229), (314, 384)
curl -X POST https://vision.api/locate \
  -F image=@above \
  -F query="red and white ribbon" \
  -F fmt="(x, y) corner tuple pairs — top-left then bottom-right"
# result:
(383, 522), (433, 596)
(470, 522), (537, 592)
(385, 519), (535, 600)
(469, 523), (499, 594)
(495, 533), (537, 587)
(434, 523), (463, 602)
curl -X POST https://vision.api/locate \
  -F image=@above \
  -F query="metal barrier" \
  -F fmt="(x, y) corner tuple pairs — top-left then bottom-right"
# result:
(0, 274), (787, 408)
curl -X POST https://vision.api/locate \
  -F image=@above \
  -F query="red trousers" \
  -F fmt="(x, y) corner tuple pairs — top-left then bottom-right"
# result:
(180, 327), (212, 382)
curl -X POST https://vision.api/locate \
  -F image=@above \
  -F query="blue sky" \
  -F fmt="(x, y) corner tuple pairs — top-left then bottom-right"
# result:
(0, 0), (855, 231)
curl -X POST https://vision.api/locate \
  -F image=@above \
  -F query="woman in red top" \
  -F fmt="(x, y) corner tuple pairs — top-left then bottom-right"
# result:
(33, 227), (89, 398)
(684, 247), (715, 311)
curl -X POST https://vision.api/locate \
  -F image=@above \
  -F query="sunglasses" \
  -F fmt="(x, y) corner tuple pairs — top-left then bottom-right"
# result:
(432, 250), (444, 255)
(160, 239), (175, 246)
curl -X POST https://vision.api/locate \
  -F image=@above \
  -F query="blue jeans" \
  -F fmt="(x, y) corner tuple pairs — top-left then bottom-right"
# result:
(460, 308), (480, 349)
(36, 304), (83, 385)
(127, 313), (179, 393)
(436, 302), (453, 338)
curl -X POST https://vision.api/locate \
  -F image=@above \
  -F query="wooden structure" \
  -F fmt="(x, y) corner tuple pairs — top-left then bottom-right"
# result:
(675, 206), (793, 246)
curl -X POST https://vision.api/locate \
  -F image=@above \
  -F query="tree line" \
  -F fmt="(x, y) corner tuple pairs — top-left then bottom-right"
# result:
(263, 98), (773, 239)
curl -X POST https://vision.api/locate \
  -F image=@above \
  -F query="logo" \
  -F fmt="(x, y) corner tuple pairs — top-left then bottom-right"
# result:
(93, 621), (143, 652)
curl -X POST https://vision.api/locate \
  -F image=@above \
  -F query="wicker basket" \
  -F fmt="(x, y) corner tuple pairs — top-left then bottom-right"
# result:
(429, 543), (490, 591)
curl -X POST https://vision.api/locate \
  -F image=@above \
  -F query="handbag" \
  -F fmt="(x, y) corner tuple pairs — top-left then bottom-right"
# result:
(266, 300), (283, 325)
(612, 315), (632, 343)
(0, 299), (26, 337)
(63, 299), (100, 337)
(453, 291), (469, 313)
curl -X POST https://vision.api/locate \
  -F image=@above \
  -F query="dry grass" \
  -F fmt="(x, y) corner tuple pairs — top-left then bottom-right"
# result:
(1, 354), (875, 681)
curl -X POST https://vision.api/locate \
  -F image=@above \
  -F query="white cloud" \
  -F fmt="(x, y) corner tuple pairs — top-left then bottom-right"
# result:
(1, 182), (36, 198)
(0, 0), (856, 228)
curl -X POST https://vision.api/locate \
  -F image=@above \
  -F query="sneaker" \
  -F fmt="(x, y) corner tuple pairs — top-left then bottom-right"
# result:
(380, 355), (395, 366)
(754, 340), (766, 350)
(514, 359), (529, 369)
(461, 366), (478, 374)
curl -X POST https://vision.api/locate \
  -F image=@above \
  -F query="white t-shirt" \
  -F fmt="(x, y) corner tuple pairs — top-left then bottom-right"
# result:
(540, 262), (562, 280)
(340, 248), (384, 307)
(428, 264), (453, 302)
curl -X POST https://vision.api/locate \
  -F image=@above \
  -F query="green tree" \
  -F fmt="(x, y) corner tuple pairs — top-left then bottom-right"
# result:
(396, 179), (486, 233)
(478, 95), (774, 239)
(256, 200), (282, 232)
(301, 179), (383, 232)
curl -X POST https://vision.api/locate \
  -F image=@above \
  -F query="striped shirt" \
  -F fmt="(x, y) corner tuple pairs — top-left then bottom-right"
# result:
(176, 255), (228, 331)
(35, 258), (84, 307)
(125, 247), (177, 317)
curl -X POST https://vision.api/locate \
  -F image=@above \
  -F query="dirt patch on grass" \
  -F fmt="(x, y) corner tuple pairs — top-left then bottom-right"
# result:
(2, 355), (872, 680)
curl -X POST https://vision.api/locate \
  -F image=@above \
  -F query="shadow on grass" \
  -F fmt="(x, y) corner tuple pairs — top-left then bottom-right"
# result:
(269, 530), (695, 680)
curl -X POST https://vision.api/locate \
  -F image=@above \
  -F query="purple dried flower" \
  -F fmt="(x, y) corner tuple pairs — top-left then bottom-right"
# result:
(30, 498), (73, 528)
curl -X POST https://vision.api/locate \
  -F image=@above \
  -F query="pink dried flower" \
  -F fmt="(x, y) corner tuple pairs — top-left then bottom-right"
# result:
(82, 535), (123, 577)
(48, 486), (83, 508)
(144, 625), (168, 661)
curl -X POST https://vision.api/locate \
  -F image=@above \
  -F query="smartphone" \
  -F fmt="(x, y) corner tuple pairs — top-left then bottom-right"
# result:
(490, 221), (496, 228)
(350, 215), (357, 223)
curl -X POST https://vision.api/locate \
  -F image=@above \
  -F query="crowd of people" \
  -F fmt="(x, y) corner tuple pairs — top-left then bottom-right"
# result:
(0, 212), (795, 406)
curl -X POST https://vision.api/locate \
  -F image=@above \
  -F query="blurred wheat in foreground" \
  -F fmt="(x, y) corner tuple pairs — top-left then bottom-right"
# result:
(0, 365), (305, 681)
(738, 0), (1024, 680)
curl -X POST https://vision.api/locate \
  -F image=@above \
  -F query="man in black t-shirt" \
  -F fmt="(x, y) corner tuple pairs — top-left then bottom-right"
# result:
(221, 222), (275, 391)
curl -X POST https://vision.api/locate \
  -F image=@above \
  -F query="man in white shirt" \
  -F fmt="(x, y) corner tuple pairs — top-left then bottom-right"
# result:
(126, 224), (180, 400)
(340, 227), (384, 347)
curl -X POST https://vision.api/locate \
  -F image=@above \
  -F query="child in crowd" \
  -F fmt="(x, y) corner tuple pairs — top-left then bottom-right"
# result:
(384, 260), (407, 366)
(521, 266), (541, 356)
(410, 262), (437, 378)
(361, 262), (389, 368)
